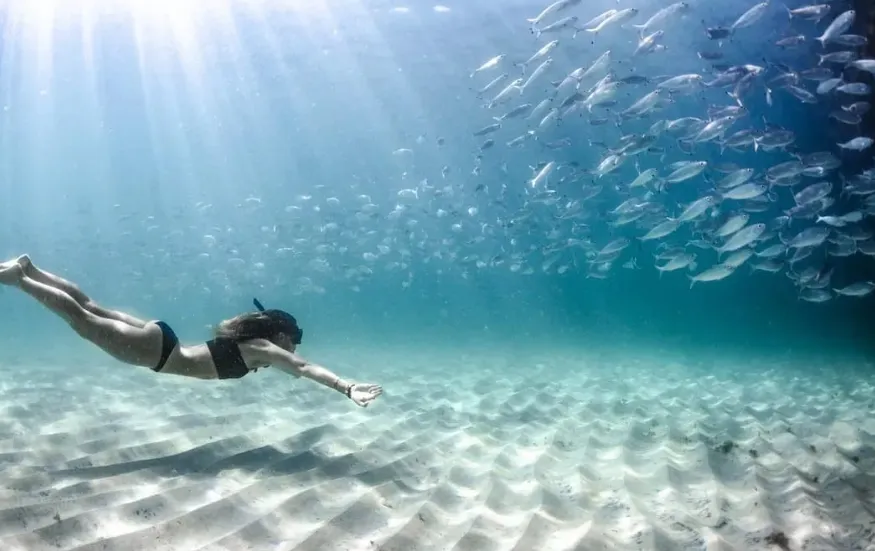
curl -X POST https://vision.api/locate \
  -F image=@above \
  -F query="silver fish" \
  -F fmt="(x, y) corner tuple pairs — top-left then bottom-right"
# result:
(656, 253), (697, 274)
(633, 2), (690, 36)
(716, 223), (766, 255)
(785, 227), (830, 249)
(834, 281), (875, 297)
(678, 196), (717, 222)
(800, 289), (832, 302)
(535, 16), (580, 38)
(714, 214), (750, 237)
(722, 183), (768, 200)
(816, 10), (855, 46)
(470, 54), (506, 78)
(586, 8), (639, 33)
(838, 137), (874, 151)
(689, 264), (736, 288)
(641, 218), (682, 240)
(664, 161), (707, 183)
(527, 0), (582, 26)
(784, 3), (830, 21)
(730, 1), (769, 31)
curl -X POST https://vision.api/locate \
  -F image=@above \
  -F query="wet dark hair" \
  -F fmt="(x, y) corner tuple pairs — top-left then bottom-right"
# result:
(215, 299), (303, 344)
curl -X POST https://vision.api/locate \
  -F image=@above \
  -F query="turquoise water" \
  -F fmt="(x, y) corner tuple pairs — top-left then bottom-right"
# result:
(2, 3), (875, 549)
(1, 0), (872, 363)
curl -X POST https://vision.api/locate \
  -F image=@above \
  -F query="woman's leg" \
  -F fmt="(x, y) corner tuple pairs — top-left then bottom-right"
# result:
(14, 255), (148, 328)
(0, 261), (162, 367)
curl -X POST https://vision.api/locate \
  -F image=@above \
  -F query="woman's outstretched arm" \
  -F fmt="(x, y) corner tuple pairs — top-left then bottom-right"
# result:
(245, 340), (383, 407)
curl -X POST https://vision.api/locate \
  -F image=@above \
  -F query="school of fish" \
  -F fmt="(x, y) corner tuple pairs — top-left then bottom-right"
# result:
(443, 0), (875, 302)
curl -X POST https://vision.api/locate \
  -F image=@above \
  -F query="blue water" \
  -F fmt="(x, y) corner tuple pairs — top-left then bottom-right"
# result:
(1, 0), (872, 364)
(2, 3), (875, 549)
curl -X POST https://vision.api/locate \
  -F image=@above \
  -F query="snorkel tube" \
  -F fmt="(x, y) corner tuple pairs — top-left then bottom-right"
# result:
(253, 297), (266, 312)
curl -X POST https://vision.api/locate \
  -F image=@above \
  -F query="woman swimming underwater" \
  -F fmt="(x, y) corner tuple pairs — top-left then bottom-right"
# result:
(0, 255), (382, 407)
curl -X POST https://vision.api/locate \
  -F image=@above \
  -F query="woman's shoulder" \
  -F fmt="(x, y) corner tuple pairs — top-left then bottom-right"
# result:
(237, 339), (277, 364)
(236, 338), (279, 367)
(236, 338), (274, 351)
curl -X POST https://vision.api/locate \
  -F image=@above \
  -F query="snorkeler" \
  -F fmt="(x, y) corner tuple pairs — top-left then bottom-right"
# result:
(0, 255), (382, 407)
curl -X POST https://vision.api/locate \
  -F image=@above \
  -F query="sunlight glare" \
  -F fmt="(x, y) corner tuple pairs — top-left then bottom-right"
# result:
(18, 0), (333, 22)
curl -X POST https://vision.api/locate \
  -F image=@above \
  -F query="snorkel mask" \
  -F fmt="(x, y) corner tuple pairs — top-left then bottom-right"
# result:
(253, 297), (304, 345)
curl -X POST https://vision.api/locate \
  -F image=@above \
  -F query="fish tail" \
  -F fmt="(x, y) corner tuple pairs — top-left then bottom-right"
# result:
(782, 3), (792, 19)
(687, 276), (696, 289)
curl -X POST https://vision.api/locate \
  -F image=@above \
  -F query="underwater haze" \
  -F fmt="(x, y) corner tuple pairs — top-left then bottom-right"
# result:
(0, 0), (872, 360)
(6, 1), (875, 551)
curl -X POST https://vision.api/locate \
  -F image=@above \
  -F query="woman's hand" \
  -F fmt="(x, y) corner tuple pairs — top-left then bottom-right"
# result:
(348, 383), (383, 407)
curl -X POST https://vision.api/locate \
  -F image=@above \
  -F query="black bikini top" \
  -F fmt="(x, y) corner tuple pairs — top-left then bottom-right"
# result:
(207, 338), (250, 379)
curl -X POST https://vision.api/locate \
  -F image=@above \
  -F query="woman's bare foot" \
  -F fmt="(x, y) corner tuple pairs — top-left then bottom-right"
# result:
(0, 259), (23, 285)
(15, 254), (32, 272)
(0, 255), (30, 269)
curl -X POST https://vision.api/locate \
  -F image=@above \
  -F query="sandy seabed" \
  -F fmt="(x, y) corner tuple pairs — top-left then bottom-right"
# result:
(0, 347), (874, 551)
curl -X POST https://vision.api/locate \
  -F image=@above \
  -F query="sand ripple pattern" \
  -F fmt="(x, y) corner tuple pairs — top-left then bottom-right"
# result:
(1, 356), (875, 550)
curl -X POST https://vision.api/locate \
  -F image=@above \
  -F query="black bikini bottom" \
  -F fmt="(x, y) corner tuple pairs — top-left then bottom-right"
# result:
(152, 321), (179, 372)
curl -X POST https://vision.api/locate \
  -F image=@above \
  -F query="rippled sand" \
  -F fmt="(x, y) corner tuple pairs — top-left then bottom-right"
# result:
(0, 349), (874, 550)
